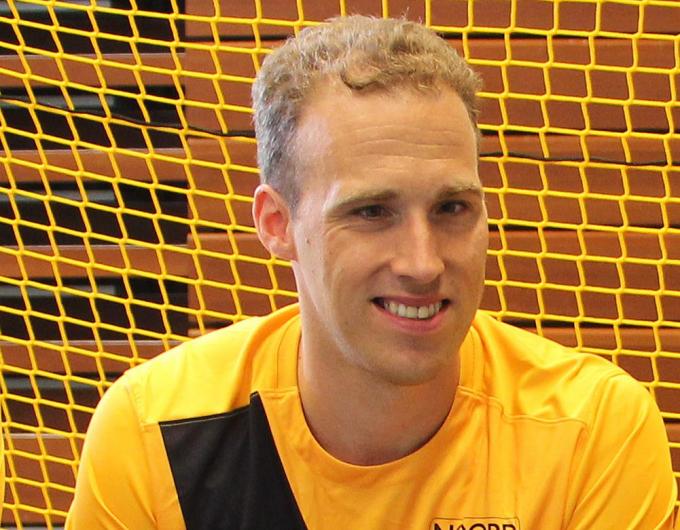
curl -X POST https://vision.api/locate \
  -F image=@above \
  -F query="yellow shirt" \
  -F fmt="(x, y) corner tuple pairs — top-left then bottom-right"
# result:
(66, 305), (677, 529)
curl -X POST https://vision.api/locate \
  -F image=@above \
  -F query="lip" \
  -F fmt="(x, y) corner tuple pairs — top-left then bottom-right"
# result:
(371, 297), (449, 333)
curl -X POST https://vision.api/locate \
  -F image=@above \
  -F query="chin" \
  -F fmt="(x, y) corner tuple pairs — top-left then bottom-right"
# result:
(369, 354), (452, 387)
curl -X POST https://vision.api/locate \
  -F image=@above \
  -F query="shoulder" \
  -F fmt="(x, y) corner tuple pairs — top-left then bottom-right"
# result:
(469, 312), (650, 423)
(110, 304), (301, 424)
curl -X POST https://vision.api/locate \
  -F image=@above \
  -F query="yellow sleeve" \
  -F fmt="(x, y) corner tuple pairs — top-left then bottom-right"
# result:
(65, 378), (160, 530)
(565, 375), (677, 529)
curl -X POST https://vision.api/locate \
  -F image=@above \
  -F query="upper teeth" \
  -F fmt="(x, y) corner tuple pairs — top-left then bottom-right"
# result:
(384, 301), (442, 320)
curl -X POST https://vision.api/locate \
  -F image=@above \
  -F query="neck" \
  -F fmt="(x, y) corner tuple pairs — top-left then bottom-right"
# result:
(297, 337), (460, 466)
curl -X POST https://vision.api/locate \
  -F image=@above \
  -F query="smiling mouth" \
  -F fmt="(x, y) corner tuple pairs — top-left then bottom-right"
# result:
(372, 298), (449, 320)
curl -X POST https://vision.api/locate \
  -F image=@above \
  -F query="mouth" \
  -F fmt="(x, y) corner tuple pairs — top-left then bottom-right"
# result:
(372, 297), (449, 321)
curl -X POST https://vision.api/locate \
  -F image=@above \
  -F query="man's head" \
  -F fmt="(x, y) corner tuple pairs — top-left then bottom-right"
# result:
(252, 15), (482, 212)
(252, 16), (488, 388)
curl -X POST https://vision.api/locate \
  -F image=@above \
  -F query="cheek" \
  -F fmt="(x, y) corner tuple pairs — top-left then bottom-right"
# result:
(318, 230), (346, 271)
(452, 226), (488, 279)
(320, 243), (344, 291)
(474, 228), (489, 264)
(302, 235), (344, 297)
(470, 219), (489, 255)
(473, 239), (489, 280)
(319, 238), (369, 307)
(291, 226), (322, 292)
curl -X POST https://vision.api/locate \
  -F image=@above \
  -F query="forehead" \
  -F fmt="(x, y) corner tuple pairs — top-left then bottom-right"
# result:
(299, 84), (474, 140)
(293, 85), (479, 193)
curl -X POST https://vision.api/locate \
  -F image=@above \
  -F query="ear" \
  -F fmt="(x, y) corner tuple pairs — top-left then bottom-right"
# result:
(252, 184), (297, 261)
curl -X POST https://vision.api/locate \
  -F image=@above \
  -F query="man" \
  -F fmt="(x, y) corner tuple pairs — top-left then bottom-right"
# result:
(66, 16), (677, 529)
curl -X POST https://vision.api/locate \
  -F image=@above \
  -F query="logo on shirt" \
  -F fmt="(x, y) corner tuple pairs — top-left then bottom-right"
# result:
(431, 517), (520, 530)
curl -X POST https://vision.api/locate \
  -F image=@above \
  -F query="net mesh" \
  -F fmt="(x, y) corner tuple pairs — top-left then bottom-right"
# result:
(0, 0), (678, 526)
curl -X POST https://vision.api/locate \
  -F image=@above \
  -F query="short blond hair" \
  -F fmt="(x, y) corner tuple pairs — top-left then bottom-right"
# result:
(252, 15), (482, 211)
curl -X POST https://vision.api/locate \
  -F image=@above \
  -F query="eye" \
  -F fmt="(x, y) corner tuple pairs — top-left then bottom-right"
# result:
(437, 200), (467, 215)
(352, 204), (389, 219)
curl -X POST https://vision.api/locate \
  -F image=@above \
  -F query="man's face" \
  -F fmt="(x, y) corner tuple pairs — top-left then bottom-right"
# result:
(289, 85), (488, 387)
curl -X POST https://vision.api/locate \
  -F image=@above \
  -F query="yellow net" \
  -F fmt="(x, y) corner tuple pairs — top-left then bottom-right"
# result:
(0, 0), (677, 526)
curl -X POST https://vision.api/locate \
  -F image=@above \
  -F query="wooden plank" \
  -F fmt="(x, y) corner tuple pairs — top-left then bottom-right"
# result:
(444, 0), (680, 36)
(189, 231), (680, 325)
(0, 53), (181, 89)
(184, 0), (419, 38)
(473, 41), (678, 136)
(181, 41), (264, 133)
(182, 38), (679, 133)
(0, 245), (194, 280)
(1, 339), (177, 375)
(468, 34), (678, 70)
(486, 230), (680, 286)
(657, 386), (680, 418)
(0, 192), (189, 247)
(0, 147), (190, 184)
(666, 422), (680, 471)
(3, 380), (98, 435)
(0, 136), (259, 185)
(491, 229), (680, 261)
(484, 229), (680, 323)
(186, 231), (297, 322)
(179, 138), (259, 232)
(2, 434), (81, 526)
(484, 181), (680, 229)
(1, 93), (183, 153)
(0, 273), (191, 342)
(186, 137), (258, 228)
(185, 0), (679, 38)
(482, 131), (680, 228)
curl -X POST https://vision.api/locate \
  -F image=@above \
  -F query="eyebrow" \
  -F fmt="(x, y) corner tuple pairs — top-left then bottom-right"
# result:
(328, 184), (484, 214)
(436, 184), (485, 200)
(330, 190), (398, 213)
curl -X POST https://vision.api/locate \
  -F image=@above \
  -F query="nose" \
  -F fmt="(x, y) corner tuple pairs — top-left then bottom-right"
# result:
(390, 215), (445, 284)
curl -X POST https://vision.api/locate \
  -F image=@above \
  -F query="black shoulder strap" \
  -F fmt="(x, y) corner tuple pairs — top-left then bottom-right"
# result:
(160, 392), (307, 530)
